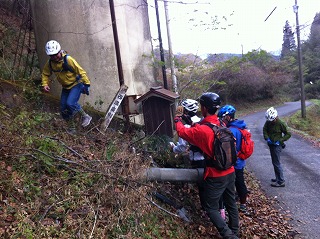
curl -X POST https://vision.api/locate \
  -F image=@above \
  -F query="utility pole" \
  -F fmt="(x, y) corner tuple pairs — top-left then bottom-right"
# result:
(154, 0), (168, 90)
(241, 44), (243, 57)
(164, 0), (178, 93)
(293, 0), (306, 118)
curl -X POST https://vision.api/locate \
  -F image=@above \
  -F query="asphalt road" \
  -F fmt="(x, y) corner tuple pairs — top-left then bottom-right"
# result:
(242, 101), (320, 239)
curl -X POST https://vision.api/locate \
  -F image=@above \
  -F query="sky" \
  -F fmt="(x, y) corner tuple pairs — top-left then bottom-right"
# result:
(148, 0), (320, 57)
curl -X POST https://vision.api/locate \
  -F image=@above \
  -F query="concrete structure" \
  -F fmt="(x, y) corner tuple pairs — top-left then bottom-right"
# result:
(144, 168), (204, 182)
(30, 0), (156, 121)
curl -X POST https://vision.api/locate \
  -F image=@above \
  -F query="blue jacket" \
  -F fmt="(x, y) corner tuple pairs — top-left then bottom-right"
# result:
(228, 119), (247, 170)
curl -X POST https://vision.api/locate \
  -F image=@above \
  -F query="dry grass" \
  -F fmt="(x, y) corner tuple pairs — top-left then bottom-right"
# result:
(0, 81), (298, 238)
(285, 99), (320, 147)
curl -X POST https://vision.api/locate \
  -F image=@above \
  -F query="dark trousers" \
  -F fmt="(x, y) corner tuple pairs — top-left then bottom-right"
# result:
(269, 145), (284, 183)
(191, 160), (206, 208)
(235, 168), (248, 204)
(202, 173), (239, 238)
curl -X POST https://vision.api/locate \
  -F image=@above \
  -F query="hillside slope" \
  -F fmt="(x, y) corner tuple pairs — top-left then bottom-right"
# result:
(0, 80), (298, 238)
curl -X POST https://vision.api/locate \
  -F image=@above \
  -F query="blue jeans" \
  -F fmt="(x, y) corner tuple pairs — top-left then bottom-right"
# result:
(60, 83), (84, 120)
(269, 145), (284, 183)
(202, 173), (239, 238)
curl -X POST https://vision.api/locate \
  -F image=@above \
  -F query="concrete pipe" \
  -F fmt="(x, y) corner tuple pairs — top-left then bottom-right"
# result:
(144, 168), (204, 182)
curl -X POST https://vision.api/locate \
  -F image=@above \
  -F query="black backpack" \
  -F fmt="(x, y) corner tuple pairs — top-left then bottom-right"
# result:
(204, 123), (237, 170)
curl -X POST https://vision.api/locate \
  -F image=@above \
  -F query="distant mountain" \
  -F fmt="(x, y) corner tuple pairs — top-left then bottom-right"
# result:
(153, 47), (280, 65)
(205, 53), (242, 63)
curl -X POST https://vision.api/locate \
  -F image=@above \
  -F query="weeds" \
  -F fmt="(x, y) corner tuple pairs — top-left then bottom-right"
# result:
(1, 93), (315, 238)
(3, 77), (320, 239)
(287, 99), (320, 140)
(0, 100), (156, 238)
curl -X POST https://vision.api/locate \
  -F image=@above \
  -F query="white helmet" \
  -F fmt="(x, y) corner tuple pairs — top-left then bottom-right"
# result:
(181, 99), (199, 113)
(45, 40), (61, 55)
(265, 107), (278, 121)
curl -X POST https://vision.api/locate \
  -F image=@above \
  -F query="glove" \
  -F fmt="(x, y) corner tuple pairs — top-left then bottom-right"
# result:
(174, 106), (184, 123)
(174, 116), (182, 123)
(182, 114), (192, 125)
(266, 138), (273, 145)
(82, 84), (90, 95)
(175, 106), (184, 117)
(275, 141), (280, 146)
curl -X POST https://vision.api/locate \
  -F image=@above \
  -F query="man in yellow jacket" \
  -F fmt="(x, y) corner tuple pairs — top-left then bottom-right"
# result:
(41, 40), (92, 134)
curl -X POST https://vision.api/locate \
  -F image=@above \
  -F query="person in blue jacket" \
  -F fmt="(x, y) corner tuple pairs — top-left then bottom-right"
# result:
(218, 105), (249, 213)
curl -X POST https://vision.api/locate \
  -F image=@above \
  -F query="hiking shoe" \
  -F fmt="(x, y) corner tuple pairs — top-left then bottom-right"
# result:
(271, 179), (277, 182)
(239, 204), (247, 213)
(271, 182), (285, 187)
(81, 114), (92, 127)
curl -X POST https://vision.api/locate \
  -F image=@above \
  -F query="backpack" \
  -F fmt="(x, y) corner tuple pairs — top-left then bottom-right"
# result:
(204, 123), (237, 170)
(232, 127), (254, 160)
(49, 53), (81, 87)
(49, 54), (74, 73)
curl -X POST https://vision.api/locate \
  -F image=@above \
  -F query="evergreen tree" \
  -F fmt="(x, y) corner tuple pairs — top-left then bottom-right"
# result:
(302, 13), (320, 98)
(305, 13), (320, 50)
(281, 20), (296, 59)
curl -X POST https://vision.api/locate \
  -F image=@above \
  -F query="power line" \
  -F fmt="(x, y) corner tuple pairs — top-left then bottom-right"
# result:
(264, 6), (277, 22)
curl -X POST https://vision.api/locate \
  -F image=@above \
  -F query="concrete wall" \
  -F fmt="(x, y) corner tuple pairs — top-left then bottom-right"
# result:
(30, 0), (156, 114)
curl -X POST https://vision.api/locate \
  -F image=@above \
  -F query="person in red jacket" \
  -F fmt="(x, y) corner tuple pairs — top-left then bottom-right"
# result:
(174, 92), (239, 239)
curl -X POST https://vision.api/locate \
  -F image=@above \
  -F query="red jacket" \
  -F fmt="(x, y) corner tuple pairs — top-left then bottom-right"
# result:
(175, 114), (235, 179)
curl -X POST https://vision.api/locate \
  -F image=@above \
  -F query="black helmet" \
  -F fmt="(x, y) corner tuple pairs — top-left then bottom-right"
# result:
(199, 92), (221, 110)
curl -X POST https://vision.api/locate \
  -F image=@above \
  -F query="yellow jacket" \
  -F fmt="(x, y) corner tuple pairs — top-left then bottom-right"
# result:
(41, 52), (90, 89)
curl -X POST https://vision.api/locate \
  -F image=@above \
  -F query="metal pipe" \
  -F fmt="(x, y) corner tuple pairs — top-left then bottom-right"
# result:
(109, 0), (124, 85)
(144, 168), (204, 182)
(154, 0), (168, 89)
(109, 0), (130, 125)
